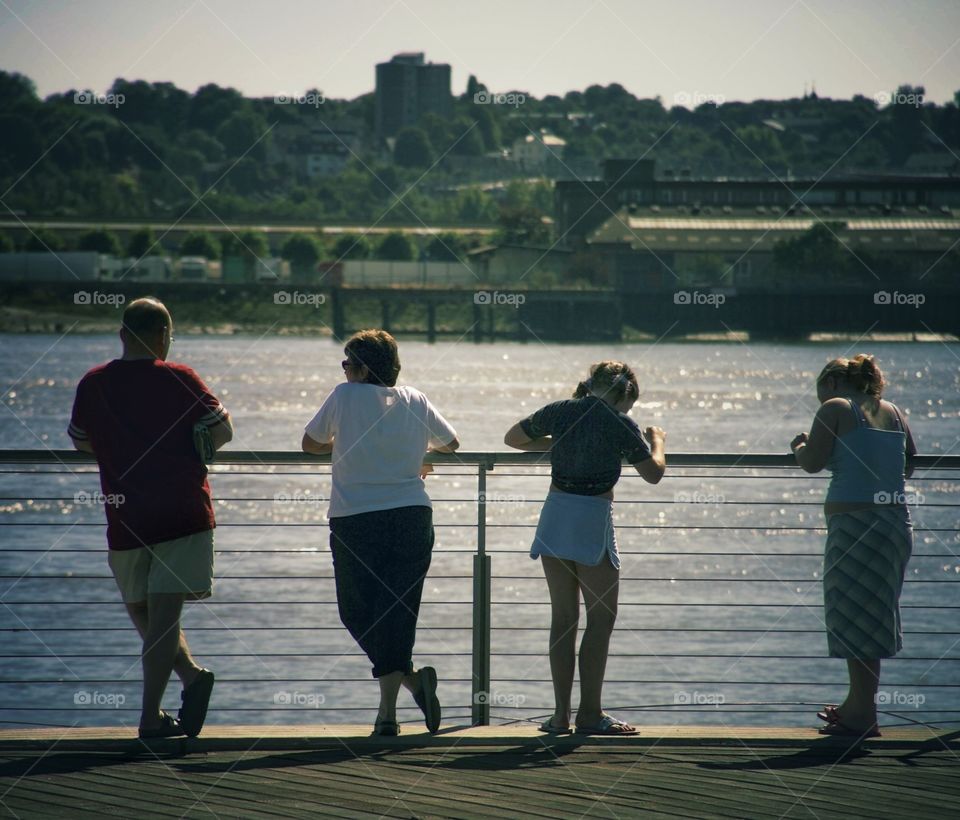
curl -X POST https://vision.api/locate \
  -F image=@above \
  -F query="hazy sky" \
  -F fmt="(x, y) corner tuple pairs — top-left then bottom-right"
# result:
(2, 0), (959, 105)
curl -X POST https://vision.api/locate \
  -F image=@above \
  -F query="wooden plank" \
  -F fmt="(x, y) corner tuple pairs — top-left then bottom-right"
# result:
(79, 764), (312, 819)
(217, 754), (552, 820)
(2, 739), (959, 820)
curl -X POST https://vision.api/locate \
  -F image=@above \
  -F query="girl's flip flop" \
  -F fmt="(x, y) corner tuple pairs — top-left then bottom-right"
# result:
(575, 715), (638, 736)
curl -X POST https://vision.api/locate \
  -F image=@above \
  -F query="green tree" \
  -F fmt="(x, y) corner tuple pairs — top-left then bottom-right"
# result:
(215, 110), (270, 160)
(77, 228), (121, 255)
(732, 125), (787, 169)
(496, 204), (551, 244)
(188, 83), (245, 132)
(472, 104), (501, 151)
(772, 222), (854, 284)
(126, 226), (161, 257)
(419, 113), (451, 154)
(280, 233), (323, 277)
(0, 70), (37, 109)
(464, 74), (482, 101)
(454, 188), (498, 222)
(221, 230), (269, 260)
(332, 234), (371, 260)
(179, 231), (221, 259)
(450, 116), (485, 156)
(394, 127), (434, 168)
(0, 232), (14, 253)
(375, 231), (415, 260)
(24, 229), (64, 252)
(425, 232), (465, 261)
(0, 114), (42, 171)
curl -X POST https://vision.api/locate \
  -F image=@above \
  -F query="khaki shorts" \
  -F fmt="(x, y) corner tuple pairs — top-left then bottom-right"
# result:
(108, 530), (215, 604)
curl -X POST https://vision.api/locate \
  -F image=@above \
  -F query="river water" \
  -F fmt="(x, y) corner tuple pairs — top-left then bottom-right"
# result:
(1, 334), (958, 731)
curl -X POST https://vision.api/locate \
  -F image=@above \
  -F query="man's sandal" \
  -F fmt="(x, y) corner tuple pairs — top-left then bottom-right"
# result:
(179, 668), (215, 738)
(373, 718), (400, 737)
(139, 711), (186, 739)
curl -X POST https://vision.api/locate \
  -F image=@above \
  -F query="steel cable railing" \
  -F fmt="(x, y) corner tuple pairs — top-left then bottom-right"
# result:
(1, 450), (958, 730)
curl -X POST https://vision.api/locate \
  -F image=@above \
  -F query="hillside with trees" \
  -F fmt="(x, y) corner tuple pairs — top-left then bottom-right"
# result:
(0, 69), (957, 232)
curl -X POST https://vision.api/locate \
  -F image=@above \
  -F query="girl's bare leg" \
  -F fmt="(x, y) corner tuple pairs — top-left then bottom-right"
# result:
(575, 558), (623, 728)
(541, 557), (581, 729)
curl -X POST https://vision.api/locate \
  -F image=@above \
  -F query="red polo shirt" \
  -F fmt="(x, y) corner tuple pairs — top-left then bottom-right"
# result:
(69, 358), (228, 550)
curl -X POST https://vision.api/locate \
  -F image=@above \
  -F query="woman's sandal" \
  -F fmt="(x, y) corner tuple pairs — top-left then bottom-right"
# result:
(412, 666), (441, 734)
(818, 720), (881, 738)
(539, 718), (573, 735)
(816, 705), (841, 724)
(373, 718), (400, 737)
(138, 711), (186, 739)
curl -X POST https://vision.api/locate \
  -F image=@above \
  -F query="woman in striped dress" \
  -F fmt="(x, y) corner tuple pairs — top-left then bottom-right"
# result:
(791, 354), (917, 738)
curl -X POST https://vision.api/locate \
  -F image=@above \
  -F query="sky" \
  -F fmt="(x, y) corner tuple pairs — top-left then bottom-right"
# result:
(1, 0), (959, 106)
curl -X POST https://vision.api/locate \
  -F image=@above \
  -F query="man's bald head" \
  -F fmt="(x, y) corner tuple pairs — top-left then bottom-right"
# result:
(120, 297), (172, 359)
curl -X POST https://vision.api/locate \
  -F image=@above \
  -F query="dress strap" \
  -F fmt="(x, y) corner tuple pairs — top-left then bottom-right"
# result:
(848, 398), (868, 427)
(889, 403), (906, 432)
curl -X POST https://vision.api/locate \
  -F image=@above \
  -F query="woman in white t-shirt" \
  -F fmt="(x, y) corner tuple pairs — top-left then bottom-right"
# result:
(302, 329), (459, 736)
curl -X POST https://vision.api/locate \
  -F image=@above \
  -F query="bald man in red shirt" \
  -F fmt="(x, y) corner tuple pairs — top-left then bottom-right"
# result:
(70, 297), (233, 739)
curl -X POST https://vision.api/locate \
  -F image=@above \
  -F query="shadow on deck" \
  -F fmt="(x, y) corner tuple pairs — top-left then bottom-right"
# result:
(1, 725), (958, 819)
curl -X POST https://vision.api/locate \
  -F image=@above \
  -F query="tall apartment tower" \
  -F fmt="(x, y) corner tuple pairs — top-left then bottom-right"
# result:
(375, 52), (452, 140)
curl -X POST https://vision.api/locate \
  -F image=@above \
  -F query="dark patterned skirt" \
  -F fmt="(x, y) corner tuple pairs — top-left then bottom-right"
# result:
(823, 507), (913, 659)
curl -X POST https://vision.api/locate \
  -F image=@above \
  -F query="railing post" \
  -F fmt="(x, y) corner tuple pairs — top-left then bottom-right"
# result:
(472, 459), (492, 725)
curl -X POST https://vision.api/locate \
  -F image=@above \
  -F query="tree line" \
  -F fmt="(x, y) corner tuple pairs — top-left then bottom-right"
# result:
(1, 69), (957, 229)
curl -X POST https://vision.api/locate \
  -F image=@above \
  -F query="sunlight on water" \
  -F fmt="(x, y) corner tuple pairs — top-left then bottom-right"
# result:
(1, 335), (958, 729)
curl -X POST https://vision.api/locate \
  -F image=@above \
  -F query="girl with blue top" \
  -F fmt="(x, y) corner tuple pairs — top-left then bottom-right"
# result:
(791, 354), (917, 739)
(505, 361), (666, 735)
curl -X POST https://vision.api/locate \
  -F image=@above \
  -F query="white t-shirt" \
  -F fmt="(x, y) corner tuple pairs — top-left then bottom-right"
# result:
(304, 382), (457, 518)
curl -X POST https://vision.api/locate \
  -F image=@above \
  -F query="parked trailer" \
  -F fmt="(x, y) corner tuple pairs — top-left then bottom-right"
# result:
(0, 252), (106, 281)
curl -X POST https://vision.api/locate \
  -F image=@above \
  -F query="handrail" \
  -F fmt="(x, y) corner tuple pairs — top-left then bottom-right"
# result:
(1, 449), (957, 729)
(2, 449), (958, 469)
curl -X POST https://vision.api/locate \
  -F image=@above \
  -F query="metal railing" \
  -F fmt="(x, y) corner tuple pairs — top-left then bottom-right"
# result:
(1, 450), (958, 730)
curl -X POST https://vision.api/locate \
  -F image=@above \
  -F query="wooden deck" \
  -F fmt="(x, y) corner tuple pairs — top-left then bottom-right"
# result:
(1, 725), (958, 819)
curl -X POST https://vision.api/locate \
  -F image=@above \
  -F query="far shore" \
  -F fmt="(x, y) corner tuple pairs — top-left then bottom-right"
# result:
(1, 307), (954, 344)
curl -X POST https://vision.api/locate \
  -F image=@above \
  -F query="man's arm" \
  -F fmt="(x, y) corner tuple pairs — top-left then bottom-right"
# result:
(71, 436), (94, 454)
(208, 413), (234, 451)
(302, 432), (333, 455)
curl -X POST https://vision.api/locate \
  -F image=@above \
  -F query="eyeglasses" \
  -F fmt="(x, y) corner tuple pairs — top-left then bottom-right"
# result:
(341, 359), (357, 371)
